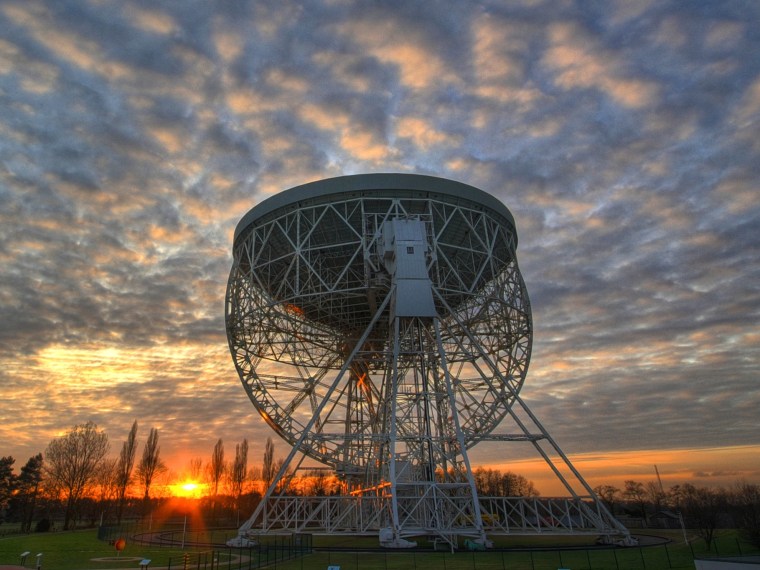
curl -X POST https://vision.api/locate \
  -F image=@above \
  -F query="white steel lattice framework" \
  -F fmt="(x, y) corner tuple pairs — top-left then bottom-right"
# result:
(225, 174), (631, 548)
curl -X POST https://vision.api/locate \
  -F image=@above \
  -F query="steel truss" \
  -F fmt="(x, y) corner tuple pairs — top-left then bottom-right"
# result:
(226, 176), (631, 548)
(243, 494), (625, 537)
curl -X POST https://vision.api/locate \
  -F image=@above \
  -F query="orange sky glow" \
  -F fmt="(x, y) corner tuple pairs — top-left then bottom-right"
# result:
(2, 336), (757, 501)
(493, 445), (760, 496)
(151, 443), (760, 499)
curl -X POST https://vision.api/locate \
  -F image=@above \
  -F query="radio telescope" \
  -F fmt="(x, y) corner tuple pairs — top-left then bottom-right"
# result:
(226, 174), (630, 548)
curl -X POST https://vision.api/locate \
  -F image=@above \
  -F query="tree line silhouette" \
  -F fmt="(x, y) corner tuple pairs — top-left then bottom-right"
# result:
(592, 479), (760, 548)
(0, 421), (758, 550)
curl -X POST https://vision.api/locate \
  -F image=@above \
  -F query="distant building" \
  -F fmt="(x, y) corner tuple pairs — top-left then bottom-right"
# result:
(648, 510), (682, 530)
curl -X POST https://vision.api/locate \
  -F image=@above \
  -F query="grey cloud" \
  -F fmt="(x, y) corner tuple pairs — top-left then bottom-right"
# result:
(0, 0), (758, 477)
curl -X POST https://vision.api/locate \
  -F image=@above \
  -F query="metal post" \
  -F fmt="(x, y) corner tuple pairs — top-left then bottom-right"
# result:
(678, 511), (688, 544)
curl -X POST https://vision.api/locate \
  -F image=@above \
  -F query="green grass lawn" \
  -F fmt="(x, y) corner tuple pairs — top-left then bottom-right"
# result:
(278, 532), (760, 570)
(0, 527), (758, 570)
(0, 529), (199, 569)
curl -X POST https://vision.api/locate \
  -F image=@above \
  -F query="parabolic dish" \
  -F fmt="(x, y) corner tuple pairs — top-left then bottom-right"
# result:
(226, 174), (532, 472)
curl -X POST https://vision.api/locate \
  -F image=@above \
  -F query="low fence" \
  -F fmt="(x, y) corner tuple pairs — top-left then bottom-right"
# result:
(168, 545), (306, 570)
(115, 543), (309, 570)
(301, 543), (760, 570)
(161, 535), (760, 570)
(95, 522), (759, 570)
(98, 524), (312, 570)
(141, 541), (760, 570)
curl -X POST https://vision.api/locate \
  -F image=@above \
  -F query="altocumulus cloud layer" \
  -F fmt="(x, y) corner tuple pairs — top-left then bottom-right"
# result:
(1, 0), (759, 477)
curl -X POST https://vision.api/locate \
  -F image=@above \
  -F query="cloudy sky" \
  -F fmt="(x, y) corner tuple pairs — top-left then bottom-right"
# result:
(1, 0), (758, 494)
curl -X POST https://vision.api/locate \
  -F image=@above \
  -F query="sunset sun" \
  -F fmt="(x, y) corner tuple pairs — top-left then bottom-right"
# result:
(169, 480), (206, 499)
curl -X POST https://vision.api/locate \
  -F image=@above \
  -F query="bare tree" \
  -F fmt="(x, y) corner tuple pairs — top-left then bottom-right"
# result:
(624, 480), (648, 521)
(230, 439), (248, 502)
(188, 457), (203, 481)
(594, 484), (620, 513)
(502, 471), (539, 497)
(228, 439), (248, 523)
(94, 457), (119, 523)
(732, 482), (760, 547)
(44, 421), (109, 529)
(262, 437), (275, 491)
(0, 456), (15, 523)
(668, 484), (687, 512)
(271, 457), (292, 492)
(136, 427), (166, 504)
(645, 480), (666, 513)
(115, 420), (138, 523)
(681, 483), (726, 549)
(473, 467), (500, 495)
(248, 464), (262, 492)
(305, 469), (331, 496)
(209, 438), (225, 497)
(16, 454), (43, 532)
(472, 467), (539, 498)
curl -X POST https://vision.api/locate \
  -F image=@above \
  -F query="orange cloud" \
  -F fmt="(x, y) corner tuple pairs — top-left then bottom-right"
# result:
(470, 14), (545, 112)
(733, 75), (760, 126)
(125, 5), (177, 36)
(396, 117), (457, 150)
(543, 22), (658, 109)
(299, 103), (391, 162)
(341, 18), (459, 91)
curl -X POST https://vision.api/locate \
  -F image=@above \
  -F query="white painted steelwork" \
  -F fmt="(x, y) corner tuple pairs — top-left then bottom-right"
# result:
(225, 174), (630, 548)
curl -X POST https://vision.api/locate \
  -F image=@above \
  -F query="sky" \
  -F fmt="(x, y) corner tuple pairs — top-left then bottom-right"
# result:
(1, 0), (759, 496)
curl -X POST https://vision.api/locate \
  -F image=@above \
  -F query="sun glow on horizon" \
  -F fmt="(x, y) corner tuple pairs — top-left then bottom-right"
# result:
(168, 479), (207, 499)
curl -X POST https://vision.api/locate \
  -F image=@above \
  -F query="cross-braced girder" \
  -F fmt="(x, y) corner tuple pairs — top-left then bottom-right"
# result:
(237, 494), (627, 538)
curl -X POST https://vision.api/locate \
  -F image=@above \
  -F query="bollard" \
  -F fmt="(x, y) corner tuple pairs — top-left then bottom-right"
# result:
(20, 551), (30, 565)
(36, 552), (43, 570)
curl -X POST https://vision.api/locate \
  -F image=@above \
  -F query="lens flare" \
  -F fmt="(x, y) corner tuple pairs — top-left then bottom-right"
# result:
(168, 480), (206, 498)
